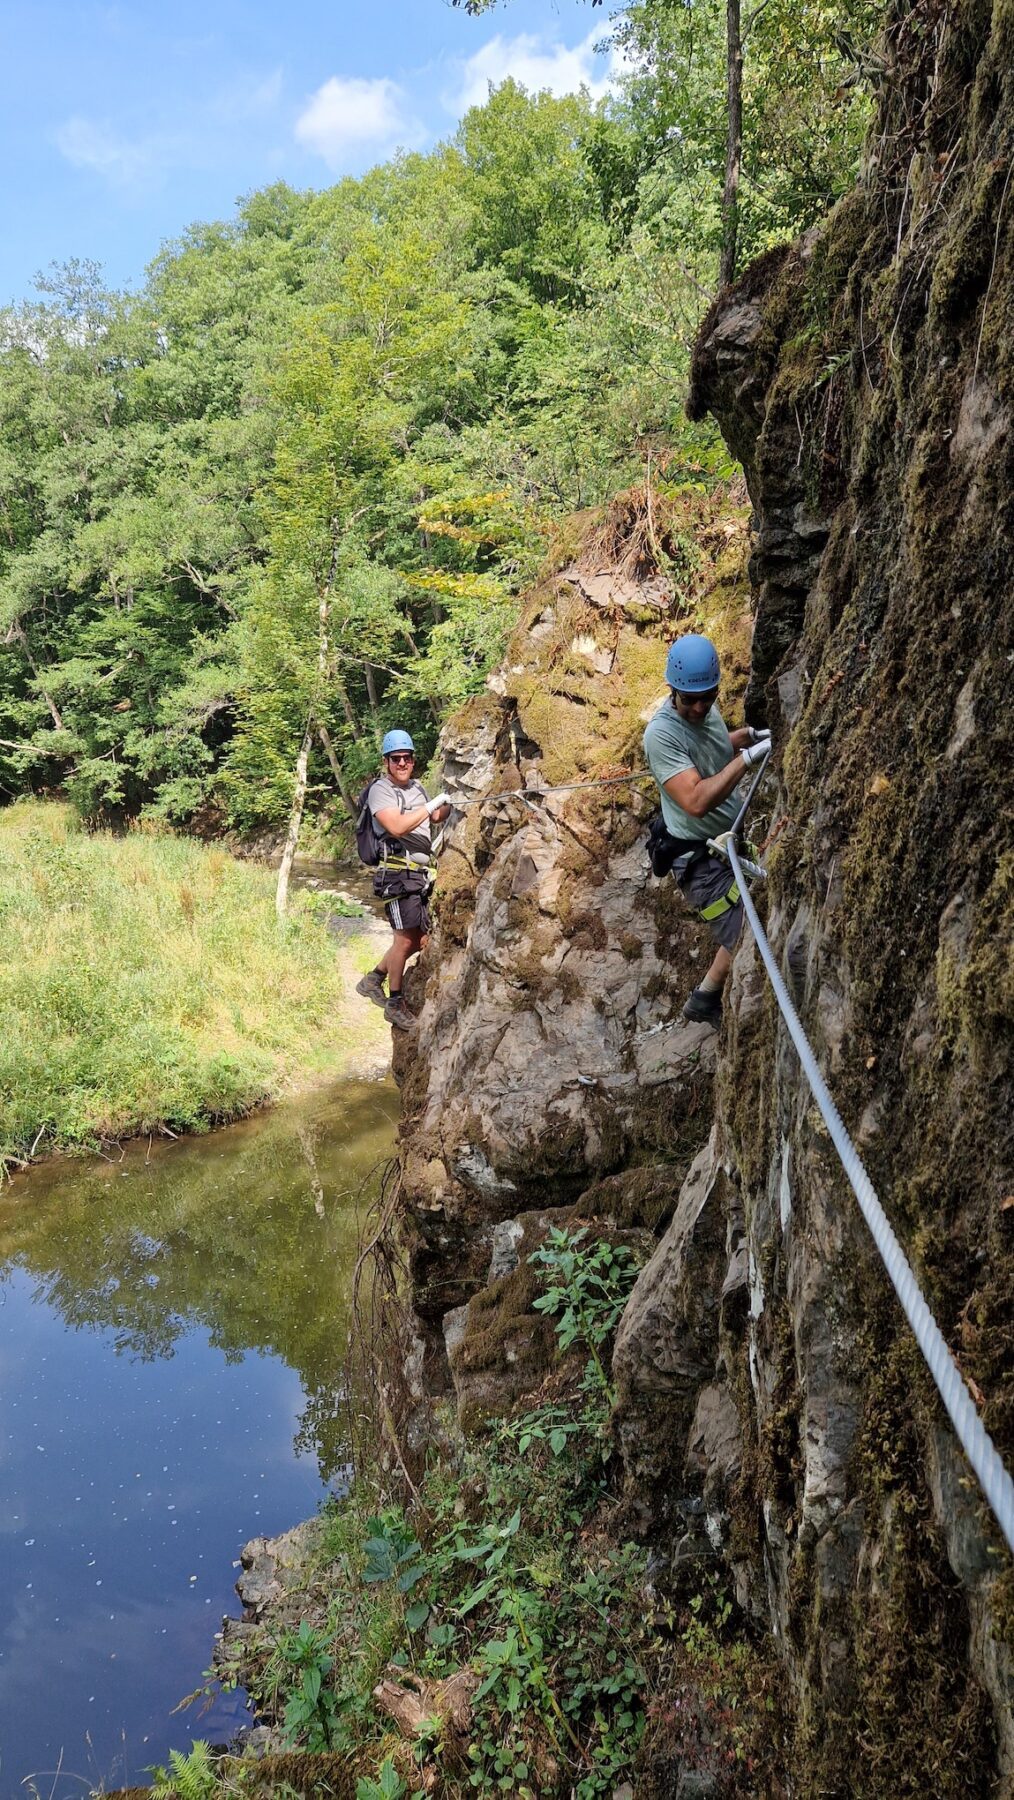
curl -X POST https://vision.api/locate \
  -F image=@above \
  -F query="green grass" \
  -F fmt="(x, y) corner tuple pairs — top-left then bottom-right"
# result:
(0, 801), (372, 1167)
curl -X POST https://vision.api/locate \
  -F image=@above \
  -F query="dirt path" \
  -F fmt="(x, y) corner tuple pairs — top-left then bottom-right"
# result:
(332, 910), (393, 1082)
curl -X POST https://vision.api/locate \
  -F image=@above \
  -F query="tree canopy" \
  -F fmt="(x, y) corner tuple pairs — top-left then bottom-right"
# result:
(0, 1), (879, 834)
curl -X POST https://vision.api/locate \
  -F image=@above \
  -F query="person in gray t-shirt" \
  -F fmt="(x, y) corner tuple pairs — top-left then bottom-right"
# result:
(643, 634), (769, 1027)
(354, 729), (451, 1032)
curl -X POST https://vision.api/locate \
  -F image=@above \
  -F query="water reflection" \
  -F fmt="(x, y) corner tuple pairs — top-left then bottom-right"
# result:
(0, 1082), (396, 1480)
(0, 1081), (397, 1797)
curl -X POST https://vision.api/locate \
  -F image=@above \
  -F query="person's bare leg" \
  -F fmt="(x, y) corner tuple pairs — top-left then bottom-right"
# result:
(386, 927), (422, 993)
(700, 945), (732, 993)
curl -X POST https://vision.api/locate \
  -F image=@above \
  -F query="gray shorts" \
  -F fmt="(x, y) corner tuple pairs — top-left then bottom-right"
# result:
(676, 851), (744, 952)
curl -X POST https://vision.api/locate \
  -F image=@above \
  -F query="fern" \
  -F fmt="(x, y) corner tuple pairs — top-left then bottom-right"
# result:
(150, 1739), (218, 1800)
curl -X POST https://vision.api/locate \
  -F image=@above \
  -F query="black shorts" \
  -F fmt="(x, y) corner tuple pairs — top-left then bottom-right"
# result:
(374, 868), (432, 935)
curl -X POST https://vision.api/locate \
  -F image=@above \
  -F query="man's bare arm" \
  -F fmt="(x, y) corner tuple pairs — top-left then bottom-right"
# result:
(664, 755), (747, 820)
(373, 803), (431, 838)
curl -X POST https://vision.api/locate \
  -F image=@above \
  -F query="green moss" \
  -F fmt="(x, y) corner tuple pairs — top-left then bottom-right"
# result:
(936, 851), (1014, 1073)
(627, 1068), (713, 1166)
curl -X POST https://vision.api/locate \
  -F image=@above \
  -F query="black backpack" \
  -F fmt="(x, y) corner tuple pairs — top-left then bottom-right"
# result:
(354, 782), (385, 867)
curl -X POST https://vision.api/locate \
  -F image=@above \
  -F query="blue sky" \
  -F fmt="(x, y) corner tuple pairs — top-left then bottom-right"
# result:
(0, 0), (617, 306)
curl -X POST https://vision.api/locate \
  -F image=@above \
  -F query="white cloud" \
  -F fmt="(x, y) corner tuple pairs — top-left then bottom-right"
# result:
(294, 75), (420, 169)
(213, 68), (285, 124)
(54, 68), (285, 192)
(448, 26), (618, 114)
(54, 117), (158, 189)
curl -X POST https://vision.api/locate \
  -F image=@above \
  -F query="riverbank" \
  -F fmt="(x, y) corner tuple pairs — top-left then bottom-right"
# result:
(0, 801), (390, 1172)
(134, 1223), (782, 1800)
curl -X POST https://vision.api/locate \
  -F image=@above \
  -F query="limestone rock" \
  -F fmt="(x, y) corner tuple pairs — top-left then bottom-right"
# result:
(235, 1520), (321, 1620)
(612, 1132), (742, 1546)
(395, 549), (748, 1352)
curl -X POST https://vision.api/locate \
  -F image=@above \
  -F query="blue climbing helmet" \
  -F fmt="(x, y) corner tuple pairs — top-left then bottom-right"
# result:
(381, 729), (415, 756)
(665, 634), (720, 694)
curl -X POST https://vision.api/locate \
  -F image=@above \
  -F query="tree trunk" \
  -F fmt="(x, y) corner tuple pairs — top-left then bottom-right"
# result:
(363, 662), (383, 730)
(6, 622), (65, 731)
(399, 628), (441, 725)
(335, 678), (361, 740)
(296, 1124), (326, 1219)
(275, 717), (313, 919)
(316, 720), (358, 819)
(720, 0), (743, 290)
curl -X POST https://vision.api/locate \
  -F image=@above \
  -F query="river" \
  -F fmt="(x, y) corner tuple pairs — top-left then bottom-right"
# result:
(0, 1080), (398, 1798)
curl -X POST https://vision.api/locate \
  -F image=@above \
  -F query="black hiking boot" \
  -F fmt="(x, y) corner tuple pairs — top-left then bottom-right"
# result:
(682, 986), (723, 1028)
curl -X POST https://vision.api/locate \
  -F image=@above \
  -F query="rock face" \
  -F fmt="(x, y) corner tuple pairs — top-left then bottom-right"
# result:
(613, 1129), (746, 1567)
(396, 490), (753, 1400)
(615, 5), (1014, 1791)
(393, 15), (1013, 1791)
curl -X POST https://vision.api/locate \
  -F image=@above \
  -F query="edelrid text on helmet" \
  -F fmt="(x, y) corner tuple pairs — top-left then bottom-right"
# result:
(381, 729), (415, 756)
(665, 634), (720, 693)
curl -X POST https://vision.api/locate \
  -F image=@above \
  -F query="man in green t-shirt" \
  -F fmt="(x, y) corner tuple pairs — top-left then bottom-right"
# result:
(643, 634), (769, 1027)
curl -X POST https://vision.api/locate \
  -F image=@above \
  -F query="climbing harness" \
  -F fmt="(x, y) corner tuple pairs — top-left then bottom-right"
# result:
(378, 849), (435, 874)
(730, 745), (1014, 1558)
(697, 879), (741, 921)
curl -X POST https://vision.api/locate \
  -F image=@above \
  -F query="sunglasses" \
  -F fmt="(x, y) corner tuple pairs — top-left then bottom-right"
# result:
(387, 752), (415, 765)
(676, 688), (719, 707)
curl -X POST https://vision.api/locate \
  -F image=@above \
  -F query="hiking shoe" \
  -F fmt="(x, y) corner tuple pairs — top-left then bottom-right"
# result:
(384, 995), (416, 1033)
(355, 969), (387, 1009)
(682, 986), (723, 1027)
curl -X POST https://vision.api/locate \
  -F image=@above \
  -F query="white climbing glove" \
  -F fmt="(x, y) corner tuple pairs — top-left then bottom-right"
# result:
(740, 741), (770, 768)
(426, 791), (451, 815)
(746, 726), (771, 746)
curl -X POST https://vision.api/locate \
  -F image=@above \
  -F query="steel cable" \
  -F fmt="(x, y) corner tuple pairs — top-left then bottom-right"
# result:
(728, 748), (1014, 1557)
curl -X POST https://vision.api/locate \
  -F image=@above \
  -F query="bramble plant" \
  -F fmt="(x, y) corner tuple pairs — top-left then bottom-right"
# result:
(276, 1620), (340, 1751)
(192, 1367), (779, 1797)
(528, 1227), (643, 1400)
(356, 1760), (413, 1800)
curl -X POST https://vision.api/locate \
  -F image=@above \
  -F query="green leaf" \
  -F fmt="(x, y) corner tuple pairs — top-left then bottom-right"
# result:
(396, 1561), (426, 1593)
(457, 1575), (497, 1616)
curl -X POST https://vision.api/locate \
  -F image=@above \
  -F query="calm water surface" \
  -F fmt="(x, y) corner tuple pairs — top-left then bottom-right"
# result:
(0, 1081), (397, 1798)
